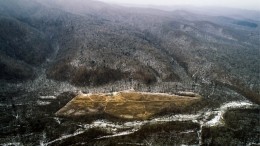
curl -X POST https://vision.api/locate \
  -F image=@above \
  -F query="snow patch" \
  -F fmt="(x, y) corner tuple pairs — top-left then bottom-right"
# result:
(44, 129), (86, 145)
(39, 96), (56, 99)
(54, 117), (61, 124)
(96, 128), (138, 139)
(37, 100), (51, 106)
(1, 142), (21, 146)
(204, 111), (222, 126)
(204, 101), (254, 127)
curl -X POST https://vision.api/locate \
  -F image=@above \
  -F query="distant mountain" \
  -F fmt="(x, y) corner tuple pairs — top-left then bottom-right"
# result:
(0, 0), (259, 104)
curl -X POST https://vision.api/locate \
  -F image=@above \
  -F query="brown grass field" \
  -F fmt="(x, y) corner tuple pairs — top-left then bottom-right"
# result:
(56, 90), (201, 120)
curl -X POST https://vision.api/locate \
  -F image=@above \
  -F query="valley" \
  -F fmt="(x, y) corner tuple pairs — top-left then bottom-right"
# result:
(0, 0), (259, 145)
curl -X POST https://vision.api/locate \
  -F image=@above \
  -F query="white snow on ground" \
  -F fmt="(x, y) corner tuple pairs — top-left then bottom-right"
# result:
(96, 128), (139, 139)
(44, 129), (87, 146)
(0, 103), (26, 107)
(152, 114), (200, 123)
(43, 101), (257, 145)
(204, 101), (254, 127)
(0, 103), (9, 107)
(53, 117), (61, 124)
(220, 101), (253, 110)
(39, 96), (56, 99)
(204, 111), (222, 126)
(1, 142), (21, 146)
(180, 130), (195, 134)
(37, 100), (51, 106)
(118, 142), (145, 145)
(247, 142), (260, 146)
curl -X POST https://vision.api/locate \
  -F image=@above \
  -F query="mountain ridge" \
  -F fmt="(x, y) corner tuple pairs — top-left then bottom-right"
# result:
(0, 0), (259, 104)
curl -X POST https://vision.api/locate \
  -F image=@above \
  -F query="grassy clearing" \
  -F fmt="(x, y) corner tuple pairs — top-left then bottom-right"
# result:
(56, 90), (202, 120)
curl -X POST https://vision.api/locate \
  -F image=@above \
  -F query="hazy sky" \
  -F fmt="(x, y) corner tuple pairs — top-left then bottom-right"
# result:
(99, 0), (260, 11)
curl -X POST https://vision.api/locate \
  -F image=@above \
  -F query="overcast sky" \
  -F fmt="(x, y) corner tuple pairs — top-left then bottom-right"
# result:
(99, 0), (260, 11)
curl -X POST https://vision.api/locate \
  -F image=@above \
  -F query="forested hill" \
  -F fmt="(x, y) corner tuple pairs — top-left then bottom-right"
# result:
(0, 0), (259, 104)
